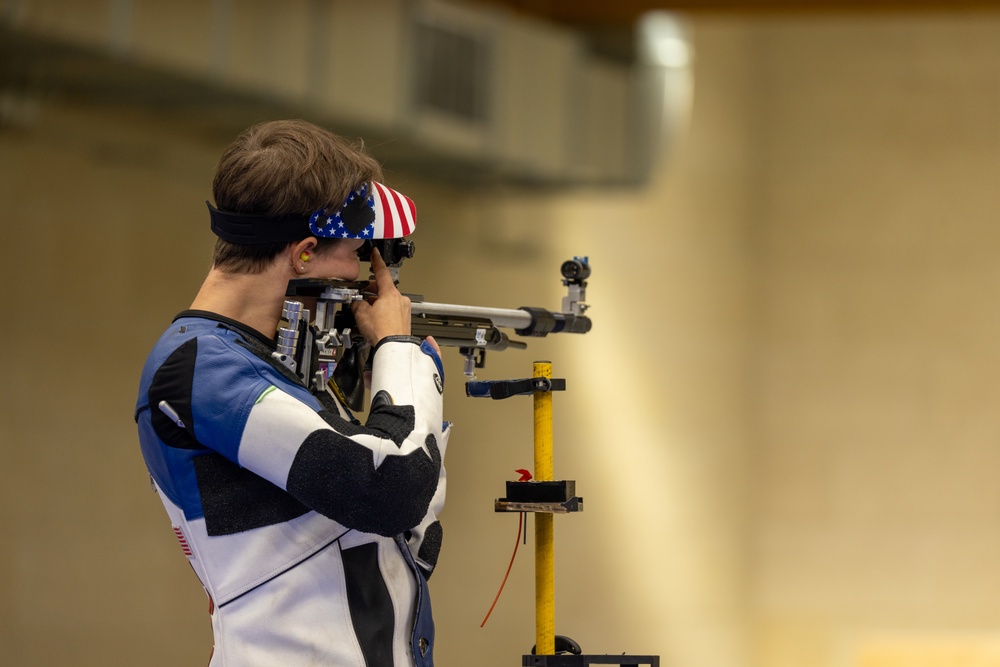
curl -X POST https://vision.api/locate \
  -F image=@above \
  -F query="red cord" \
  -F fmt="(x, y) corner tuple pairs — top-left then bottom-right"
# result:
(480, 511), (523, 627)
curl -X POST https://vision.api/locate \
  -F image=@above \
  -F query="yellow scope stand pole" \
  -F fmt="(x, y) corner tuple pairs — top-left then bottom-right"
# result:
(533, 361), (555, 656)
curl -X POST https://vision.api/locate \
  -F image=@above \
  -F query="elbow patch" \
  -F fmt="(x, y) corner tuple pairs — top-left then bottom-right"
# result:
(286, 430), (441, 536)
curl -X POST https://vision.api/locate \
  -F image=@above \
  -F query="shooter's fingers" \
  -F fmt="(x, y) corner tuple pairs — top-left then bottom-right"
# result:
(368, 247), (397, 294)
(350, 253), (411, 346)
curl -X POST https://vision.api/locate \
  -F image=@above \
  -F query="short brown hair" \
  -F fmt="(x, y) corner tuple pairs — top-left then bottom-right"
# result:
(210, 119), (384, 273)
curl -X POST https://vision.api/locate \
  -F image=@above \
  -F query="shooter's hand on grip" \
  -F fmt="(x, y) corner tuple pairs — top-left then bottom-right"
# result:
(352, 247), (441, 355)
(351, 247), (411, 346)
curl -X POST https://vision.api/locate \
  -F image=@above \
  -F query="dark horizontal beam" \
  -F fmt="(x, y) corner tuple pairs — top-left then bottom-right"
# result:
(483, 0), (1000, 25)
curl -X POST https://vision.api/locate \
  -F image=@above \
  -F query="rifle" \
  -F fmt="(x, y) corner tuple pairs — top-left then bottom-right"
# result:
(274, 238), (592, 410)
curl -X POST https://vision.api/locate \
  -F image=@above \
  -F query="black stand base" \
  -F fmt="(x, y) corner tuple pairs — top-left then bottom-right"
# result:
(522, 656), (659, 667)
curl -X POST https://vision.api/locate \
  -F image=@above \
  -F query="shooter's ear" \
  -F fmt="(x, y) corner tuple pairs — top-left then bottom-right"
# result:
(290, 238), (317, 274)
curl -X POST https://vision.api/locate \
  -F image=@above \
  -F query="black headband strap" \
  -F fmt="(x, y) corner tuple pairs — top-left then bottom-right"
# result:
(207, 202), (313, 245)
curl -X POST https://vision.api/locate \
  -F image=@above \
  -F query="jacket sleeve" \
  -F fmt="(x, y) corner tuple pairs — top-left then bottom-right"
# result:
(194, 335), (446, 537)
(405, 420), (449, 578)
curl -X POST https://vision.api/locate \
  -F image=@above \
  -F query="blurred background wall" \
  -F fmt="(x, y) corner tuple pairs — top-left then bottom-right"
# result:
(2, 2), (1000, 666)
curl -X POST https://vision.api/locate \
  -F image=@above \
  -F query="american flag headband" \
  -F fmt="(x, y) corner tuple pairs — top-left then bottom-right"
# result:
(207, 181), (416, 245)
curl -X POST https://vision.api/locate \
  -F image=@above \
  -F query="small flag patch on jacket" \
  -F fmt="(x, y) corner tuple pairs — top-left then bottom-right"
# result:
(173, 525), (194, 559)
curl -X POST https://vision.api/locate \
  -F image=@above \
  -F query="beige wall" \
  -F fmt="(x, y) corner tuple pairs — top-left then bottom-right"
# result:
(2, 10), (1000, 667)
(749, 14), (1000, 667)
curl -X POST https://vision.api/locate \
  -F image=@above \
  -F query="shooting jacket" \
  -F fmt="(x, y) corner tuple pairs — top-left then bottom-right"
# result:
(134, 311), (449, 667)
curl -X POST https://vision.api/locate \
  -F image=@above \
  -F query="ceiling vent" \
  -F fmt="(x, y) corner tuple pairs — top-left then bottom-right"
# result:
(406, 0), (497, 159)
(413, 18), (490, 125)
